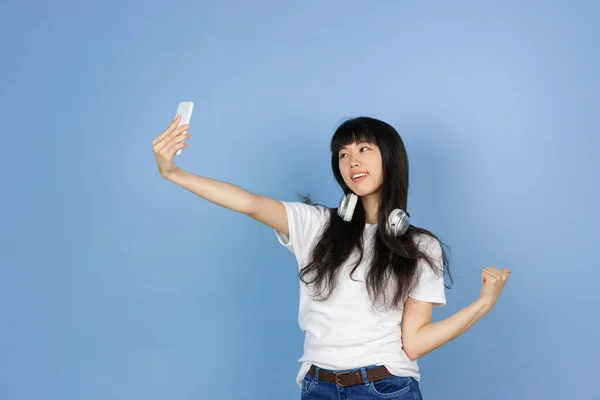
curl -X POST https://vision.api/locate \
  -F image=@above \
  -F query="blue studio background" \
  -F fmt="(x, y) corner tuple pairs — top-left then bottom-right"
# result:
(1, 1), (598, 399)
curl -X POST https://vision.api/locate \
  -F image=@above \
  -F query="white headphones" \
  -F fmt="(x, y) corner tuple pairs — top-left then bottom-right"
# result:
(338, 193), (412, 236)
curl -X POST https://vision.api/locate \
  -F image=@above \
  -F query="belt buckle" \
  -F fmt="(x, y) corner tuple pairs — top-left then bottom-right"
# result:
(335, 371), (351, 387)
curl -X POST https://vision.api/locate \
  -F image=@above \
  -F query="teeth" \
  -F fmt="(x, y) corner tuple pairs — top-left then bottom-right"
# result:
(352, 173), (367, 179)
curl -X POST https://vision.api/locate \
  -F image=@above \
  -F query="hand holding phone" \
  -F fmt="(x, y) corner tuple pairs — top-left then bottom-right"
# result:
(174, 101), (194, 156)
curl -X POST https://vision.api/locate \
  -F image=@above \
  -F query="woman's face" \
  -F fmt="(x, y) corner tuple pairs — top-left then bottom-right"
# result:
(338, 141), (384, 197)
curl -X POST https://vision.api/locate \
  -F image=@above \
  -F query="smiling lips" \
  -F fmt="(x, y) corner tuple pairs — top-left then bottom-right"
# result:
(352, 172), (368, 183)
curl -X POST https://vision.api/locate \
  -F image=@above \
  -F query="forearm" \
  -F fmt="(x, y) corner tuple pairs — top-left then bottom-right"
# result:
(167, 168), (255, 214)
(406, 298), (492, 359)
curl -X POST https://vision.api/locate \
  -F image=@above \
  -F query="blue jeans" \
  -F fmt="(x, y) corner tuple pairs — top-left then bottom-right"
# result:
(300, 365), (423, 400)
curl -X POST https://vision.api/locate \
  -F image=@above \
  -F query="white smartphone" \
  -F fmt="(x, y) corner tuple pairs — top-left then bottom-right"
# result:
(174, 101), (194, 156)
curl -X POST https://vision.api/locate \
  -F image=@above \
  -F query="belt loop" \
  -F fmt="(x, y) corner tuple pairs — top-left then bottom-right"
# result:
(360, 367), (370, 385)
(315, 366), (320, 381)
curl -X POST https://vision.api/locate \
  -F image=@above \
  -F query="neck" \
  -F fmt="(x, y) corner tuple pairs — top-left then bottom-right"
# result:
(361, 193), (379, 224)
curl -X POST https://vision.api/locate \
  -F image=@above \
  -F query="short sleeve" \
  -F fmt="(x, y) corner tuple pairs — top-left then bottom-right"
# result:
(274, 201), (330, 263)
(408, 235), (447, 307)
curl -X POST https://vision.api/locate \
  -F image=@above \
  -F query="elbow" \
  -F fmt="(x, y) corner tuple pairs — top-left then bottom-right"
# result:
(402, 344), (421, 361)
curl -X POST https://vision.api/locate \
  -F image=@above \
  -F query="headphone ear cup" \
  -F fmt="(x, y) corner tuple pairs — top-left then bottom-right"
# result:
(338, 193), (358, 222)
(337, 194), (347, 220)
(387, 209), (411, 236)
(346, 194), (358, 221)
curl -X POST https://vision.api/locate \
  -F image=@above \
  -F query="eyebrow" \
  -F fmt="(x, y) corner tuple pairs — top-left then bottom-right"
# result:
(339, 141), (368, 150)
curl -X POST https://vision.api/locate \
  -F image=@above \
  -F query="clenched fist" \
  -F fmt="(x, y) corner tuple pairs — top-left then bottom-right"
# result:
(480, 267), (511, 308)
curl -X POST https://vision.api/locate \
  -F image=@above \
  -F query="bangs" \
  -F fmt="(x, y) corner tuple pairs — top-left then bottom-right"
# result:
(330, 118), (378, 155)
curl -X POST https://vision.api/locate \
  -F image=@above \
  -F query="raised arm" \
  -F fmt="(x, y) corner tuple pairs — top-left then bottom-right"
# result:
(401, 267), (511, 360)
(152, 116), (289, 237)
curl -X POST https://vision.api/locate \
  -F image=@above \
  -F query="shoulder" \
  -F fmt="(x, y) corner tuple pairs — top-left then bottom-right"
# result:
(412, 232), (444, 274)
(412, 232), (441, 253)
(280, 201), (332, 224)
(274, 201), (332, 257)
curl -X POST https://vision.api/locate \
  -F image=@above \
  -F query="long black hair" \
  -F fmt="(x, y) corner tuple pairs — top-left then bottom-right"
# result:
(298, 117), (453, 310)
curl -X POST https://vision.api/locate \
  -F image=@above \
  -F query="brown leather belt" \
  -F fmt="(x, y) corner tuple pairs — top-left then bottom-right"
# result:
(307, 365), (393, 387)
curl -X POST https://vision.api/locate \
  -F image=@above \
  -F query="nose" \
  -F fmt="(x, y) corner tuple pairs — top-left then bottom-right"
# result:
(348, 153), (360, 166)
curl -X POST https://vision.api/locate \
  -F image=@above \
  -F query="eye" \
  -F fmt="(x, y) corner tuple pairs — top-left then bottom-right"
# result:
(360, 146), (369, 152)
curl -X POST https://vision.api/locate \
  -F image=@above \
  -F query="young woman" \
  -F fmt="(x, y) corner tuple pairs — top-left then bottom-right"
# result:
(152, 116), (511, 399)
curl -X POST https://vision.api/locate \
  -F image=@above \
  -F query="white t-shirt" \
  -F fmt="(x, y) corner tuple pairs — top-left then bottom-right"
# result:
(273, 201), (447, 388)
